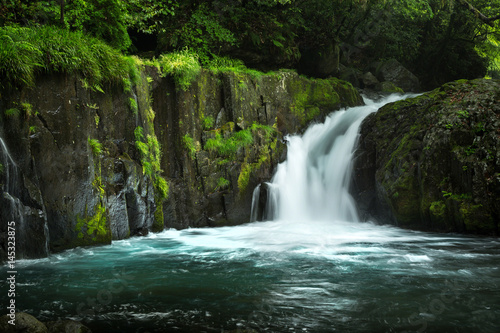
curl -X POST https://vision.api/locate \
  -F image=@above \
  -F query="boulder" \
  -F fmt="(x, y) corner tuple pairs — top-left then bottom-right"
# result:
(361, 72), (379, 88)
(0, 313), (48, 333)
(373, 59), (421, 92)
(339, 65), (362, 88)
(352, 79), (500, 234)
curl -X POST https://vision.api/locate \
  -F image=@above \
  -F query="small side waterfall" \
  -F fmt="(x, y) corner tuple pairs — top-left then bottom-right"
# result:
(1, 137), (49, 258)
(0, 137), (19, 195)
(252, 95), (407, 223)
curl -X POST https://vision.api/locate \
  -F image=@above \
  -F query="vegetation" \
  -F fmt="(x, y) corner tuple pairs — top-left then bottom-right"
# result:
(157, 49), (201, 91)
(4, 108), (20, 117)
(0, 25), (137, 90)
(1, 1), (498, 89)
(88, 138), (103, 156)
(182, 134), (198, 160)
(135, 126), (169, 200)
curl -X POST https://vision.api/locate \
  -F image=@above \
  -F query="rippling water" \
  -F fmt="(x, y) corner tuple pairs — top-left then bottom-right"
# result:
(3, 220), (500, 332)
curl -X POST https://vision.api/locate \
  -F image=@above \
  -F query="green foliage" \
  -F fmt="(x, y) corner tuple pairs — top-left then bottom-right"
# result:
(88, 137), (103, 156)
(205, 122), (276, 159)
(135, 127), (169, 200)
(205, 130), (253, 158)
(216, 177), (230, 190)
(164, 3), (238, 64)
(0, 0), (130, 51)
(4, 108), (20, 117)
(134, 126), (145, 141)
(182, 134), (197, 160)
(0, 25), (133, 89)
(129, 97), (138, 114)
(21, 102), (33, 118)
(65, 0), (131, 51)
(442, 191), (472, 201)
(76, 202), (108, 242)
(202, 116), (215, 130)
(158, 49), (202, 91)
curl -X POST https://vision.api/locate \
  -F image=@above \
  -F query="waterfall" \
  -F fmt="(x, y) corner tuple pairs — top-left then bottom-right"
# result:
(1, 136), (50, 258)
(0, 137), (19, 195)
(252, 95), (408, 223)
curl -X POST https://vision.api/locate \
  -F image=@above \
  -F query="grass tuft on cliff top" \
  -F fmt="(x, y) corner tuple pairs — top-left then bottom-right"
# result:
(0, 25), (136, 90)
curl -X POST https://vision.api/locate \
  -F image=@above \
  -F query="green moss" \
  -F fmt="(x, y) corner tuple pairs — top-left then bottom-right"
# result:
(182, 134), (197, 160)
(460, 202), (494, 232)
(153, 195), (164, 232)
(287, 76), (349, 126)
(238, 162), (252, 194)
(430, 201), (446, 218)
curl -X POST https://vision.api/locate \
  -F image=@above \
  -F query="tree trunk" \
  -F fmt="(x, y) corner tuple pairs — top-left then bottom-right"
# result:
(60, 0), (64, 26)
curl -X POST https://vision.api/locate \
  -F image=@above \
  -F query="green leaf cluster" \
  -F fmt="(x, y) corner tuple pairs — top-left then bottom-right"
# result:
(205, 123), (276, 158)
(135, 126), (169, 200)
(88, 138), (103, 156)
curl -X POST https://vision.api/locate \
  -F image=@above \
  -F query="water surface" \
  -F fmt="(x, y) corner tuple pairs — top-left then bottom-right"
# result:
(3, 220), (500, 332)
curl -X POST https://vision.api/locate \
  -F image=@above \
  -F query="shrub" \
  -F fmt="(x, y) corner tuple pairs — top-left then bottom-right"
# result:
(158, 48), (201, 91)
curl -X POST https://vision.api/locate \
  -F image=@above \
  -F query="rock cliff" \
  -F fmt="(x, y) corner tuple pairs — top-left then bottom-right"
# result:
(0, 67), (362, 260)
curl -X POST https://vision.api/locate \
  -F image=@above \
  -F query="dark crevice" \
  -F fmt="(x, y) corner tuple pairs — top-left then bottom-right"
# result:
(37, 114), (62, 151)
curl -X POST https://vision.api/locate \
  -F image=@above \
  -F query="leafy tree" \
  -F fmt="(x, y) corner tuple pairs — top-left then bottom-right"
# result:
(64, 0), (131, 51)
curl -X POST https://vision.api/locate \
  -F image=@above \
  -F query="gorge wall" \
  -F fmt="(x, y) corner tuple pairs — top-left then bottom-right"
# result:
(0, 67), (362, 260)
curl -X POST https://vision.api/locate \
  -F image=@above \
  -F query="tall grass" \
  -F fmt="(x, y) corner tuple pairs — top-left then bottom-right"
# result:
(0, 25), (136, 90)
(157, 48), (201, 91)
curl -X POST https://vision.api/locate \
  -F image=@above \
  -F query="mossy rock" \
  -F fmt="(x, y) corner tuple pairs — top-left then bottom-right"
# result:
(352, 78), (500, 235)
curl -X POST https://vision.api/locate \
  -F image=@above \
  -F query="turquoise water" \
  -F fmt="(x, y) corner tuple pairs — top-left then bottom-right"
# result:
(3, 219), (500, 332)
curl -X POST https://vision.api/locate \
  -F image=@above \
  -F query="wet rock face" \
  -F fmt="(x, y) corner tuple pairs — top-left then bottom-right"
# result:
(152, 70), (362, 229)
(352, 79), (500, 235)
(1, 67), (362, 259)
(0, 73), (157, 258)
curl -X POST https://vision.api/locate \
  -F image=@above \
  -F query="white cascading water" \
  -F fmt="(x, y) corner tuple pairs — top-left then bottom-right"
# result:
(1, 137), (50, 257)
(253, 94), (408, 223)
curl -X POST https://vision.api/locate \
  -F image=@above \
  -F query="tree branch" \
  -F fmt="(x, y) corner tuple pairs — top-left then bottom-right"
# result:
(456, 0), (500, 27)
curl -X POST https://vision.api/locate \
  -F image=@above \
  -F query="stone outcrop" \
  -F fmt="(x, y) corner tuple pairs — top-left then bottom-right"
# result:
(0, 67), (362, 260)
(0, 313), (91, 333)
(372, 59), (421, 93)
(352, 79), (500, 235)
